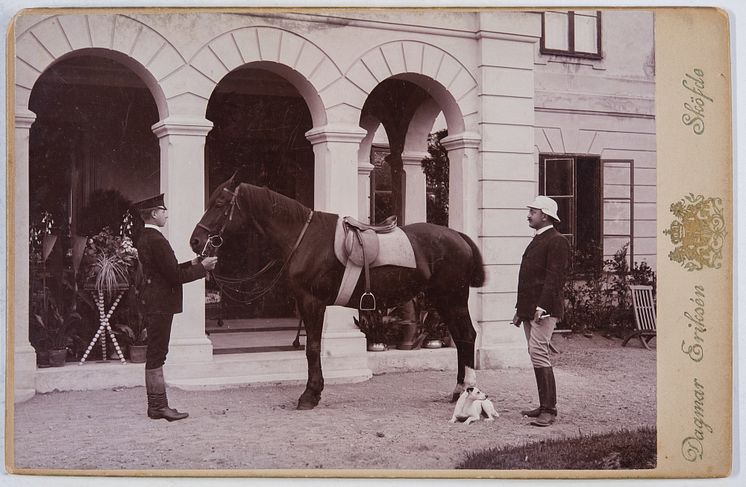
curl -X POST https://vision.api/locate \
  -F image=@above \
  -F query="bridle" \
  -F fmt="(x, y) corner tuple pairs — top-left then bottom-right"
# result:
(196, 186), (241, 257)
(196, 184), (314, 304)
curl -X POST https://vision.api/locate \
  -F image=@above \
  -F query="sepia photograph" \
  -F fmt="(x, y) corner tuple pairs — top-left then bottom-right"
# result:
(2, 2), (735, 482)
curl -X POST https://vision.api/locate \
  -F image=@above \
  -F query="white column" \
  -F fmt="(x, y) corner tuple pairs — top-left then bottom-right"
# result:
(306, 123), (367, 216)
(401, 151), (429, 224)
(441, 132), (481, 239)
(13, 108), (38, 402)
(441, 133), (483, 361)
(305, 123), (369, 365)
(152, 116), (214, 364)
(357, 160), (374, 223)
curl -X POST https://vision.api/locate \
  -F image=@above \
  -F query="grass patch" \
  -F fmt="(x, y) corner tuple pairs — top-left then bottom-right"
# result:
(457, 427), (656, 470)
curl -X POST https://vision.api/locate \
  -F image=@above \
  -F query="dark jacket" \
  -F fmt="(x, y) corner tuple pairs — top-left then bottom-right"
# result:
(516, 227), (571, 320)
(135, 227), (206, 314)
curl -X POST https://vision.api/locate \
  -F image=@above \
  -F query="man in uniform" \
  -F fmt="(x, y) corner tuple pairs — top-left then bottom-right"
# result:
(133, 193), (218, 421)
(512, 195), (571, 427)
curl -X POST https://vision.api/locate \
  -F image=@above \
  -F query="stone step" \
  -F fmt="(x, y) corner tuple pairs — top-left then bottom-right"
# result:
(207, 327), (305, 354)
(206, 318), (301, 333)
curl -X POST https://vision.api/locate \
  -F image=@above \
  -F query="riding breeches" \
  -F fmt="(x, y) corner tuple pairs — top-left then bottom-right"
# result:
(145, 313), (174, 370)
(522, 317), (558, 368)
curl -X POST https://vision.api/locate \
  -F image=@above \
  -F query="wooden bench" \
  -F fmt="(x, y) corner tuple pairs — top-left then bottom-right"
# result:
(623, 285), (657, 350)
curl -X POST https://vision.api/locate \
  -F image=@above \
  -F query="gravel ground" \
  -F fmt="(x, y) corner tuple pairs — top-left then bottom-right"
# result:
(9, 334), (655, 473)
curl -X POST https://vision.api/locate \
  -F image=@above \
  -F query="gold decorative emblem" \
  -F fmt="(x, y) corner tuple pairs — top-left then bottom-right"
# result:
(664, 193), (726, 271)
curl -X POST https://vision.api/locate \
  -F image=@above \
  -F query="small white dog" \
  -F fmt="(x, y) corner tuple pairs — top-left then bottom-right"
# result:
(451, 367), (500, 424)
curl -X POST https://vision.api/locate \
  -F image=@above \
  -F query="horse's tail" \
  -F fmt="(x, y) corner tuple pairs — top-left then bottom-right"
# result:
(458, 232), (486, 288)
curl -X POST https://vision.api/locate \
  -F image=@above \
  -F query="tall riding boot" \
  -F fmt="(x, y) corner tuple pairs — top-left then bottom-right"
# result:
(530, 367), (557, 427)
(520, 367), (543, 418)
(145, 367), (188, 421)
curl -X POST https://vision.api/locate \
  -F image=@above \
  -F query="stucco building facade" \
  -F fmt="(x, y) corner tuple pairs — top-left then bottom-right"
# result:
(11, 9), (656, 401)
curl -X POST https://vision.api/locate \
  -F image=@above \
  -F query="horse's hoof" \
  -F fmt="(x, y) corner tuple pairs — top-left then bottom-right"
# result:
(297, 393), (320, 410)
(451, 392), (461, 403)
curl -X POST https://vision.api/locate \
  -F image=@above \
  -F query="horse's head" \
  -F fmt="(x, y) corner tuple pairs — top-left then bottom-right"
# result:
(190, 173), (243, 256)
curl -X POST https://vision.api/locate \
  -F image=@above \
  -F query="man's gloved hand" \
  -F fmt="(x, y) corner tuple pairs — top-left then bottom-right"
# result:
(200, 256), (218, 271)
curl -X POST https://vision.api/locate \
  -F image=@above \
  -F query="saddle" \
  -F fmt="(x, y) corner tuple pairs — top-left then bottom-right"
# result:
(333, 216), (415, 310)
(343, 215), (397, 267)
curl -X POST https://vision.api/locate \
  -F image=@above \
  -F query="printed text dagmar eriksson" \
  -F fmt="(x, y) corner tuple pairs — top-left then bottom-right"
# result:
(680, 285), (712, 462)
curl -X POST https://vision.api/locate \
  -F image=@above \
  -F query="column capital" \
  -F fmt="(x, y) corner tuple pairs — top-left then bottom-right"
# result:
(306, 123), (367, 145)
(15, 108), (37, 129)
(151, 116), (213, 139)
(401, 151), (431, 166)
(441, 132), (481, 151)
(357, 160), (375, 174)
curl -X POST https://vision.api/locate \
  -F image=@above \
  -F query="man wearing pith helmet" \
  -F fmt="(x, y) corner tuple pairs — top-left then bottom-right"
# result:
(132, 193), (218, 421)
(512, 195), (571, 427)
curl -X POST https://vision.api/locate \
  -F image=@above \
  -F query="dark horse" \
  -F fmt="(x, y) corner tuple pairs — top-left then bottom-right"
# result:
(190, 174), (486, 410)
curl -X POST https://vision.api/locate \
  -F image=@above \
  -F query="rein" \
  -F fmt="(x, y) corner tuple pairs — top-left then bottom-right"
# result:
(199, 185), (314, 305)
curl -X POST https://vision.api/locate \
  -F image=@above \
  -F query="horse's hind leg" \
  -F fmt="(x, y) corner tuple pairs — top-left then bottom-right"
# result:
(296, 295), (326, 410)
(436, 296), (477, 402)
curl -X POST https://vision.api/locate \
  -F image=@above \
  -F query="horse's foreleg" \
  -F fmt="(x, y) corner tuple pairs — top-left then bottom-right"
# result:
(440, 302), (477, 402)
(297, 297), (325, 410)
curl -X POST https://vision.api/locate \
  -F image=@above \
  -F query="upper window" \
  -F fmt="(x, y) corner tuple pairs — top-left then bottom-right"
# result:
(541, 10), (602, 59)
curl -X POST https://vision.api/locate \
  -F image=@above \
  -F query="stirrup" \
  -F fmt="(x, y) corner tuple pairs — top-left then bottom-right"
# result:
(360, 292), (376, 311)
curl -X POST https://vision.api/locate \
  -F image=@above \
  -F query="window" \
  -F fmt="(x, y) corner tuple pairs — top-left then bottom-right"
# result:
(370, 145), (394, 224)
(541, 10), (602, 59)
(539, 155), (603, 271)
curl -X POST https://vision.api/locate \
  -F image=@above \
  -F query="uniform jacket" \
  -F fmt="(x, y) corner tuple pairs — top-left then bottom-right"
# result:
(516, 227), (571, 320)
(135, 227), (206, 314)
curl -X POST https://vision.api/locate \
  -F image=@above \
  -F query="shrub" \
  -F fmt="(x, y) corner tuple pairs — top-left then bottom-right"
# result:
(562, 243), (657, 333)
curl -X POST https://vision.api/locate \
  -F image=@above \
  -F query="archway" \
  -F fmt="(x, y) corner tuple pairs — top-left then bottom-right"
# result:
(204, 65), (314, 348)
(28, 54), (160, 362)
(360, 76), (454, 227)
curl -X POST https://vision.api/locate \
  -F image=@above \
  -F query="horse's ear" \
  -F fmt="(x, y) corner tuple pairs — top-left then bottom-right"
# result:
(227, 171), (240, 189)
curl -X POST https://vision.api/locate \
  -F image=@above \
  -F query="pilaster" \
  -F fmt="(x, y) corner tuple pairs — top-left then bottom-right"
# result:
(306, 123), (367, 216)
(152, 116), (214, 364)
(13, 108), (39, 402)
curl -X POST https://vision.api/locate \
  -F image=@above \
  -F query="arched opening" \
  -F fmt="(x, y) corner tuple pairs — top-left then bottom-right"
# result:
(28, 54), (160, 363)
(204, 66), (314, 352)
(360, 77), (452, 227)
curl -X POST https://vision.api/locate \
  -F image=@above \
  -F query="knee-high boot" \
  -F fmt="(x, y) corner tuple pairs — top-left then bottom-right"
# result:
(521, 367), (544, 417)
(145, 367), (188, 421)
(530, 366), (557, 427)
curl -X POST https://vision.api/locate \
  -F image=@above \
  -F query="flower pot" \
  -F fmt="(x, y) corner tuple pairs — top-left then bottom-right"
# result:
(367, 342), (387, 352)
(48, 348), (67, 367)
(423, 339), (443, 349)
(129, 344), (148, 363)
(397, 321), (419, 350)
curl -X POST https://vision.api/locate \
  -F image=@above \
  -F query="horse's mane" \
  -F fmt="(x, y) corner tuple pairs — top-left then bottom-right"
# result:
(241, 183), (310, 223)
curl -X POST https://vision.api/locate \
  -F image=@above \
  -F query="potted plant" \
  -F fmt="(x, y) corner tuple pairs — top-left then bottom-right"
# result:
(354, 309), (402, 351)
(30, 298), (81, 367)
(113, 302), (148, 363)
(422, 311), (449, 349)
(414, 292), (450, 349)
(82, 227), (139, 294)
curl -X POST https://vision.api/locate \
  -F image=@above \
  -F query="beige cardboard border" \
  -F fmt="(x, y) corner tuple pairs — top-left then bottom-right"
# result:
(3, 5), (734, 480)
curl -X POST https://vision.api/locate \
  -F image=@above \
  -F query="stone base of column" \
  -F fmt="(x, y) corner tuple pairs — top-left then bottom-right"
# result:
(320, 306), (371, 381)
(165, 336), (214, 364)
(14, 345), (38, 403)
(321, 305), (369, 352)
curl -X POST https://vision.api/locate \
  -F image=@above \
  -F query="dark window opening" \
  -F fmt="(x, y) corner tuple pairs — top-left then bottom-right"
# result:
(540, 155), (602, 273)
